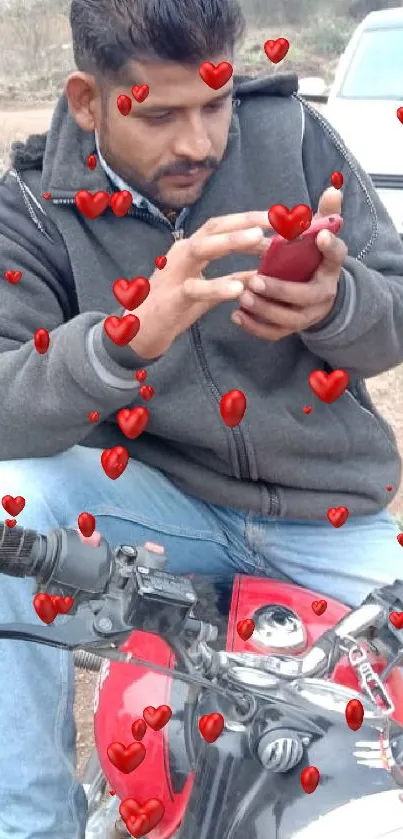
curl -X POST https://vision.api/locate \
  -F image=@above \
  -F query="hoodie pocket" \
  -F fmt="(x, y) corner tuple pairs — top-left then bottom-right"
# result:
(346, 378), (397, 451)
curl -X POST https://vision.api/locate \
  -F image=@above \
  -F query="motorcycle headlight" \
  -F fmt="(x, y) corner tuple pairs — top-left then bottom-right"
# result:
(292, 790), (403, 838)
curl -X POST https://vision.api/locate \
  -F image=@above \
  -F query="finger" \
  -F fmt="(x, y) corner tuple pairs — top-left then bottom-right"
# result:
(78, 529), (102, 547)
(194, 211), (273, 239)
(317, 186), (342, 217)
(183, 271), (256, 302)
(187, 227), (268, 266)
(238, 292), (309, 330)
(243, 274), (318, 307)
(315, 229), (347, 269)
(231, 309), (292, 341)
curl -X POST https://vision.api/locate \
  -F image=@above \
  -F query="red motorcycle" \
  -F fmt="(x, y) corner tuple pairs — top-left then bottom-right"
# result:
(2, 522), (403, 839)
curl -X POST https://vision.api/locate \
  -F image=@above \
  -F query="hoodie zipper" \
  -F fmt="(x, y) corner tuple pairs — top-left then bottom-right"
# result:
(295, 94), (378, 261)
(51, 196), (252, 479)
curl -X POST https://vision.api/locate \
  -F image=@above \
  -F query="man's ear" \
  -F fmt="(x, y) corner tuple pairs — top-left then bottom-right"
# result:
(65, 72), (100, 133)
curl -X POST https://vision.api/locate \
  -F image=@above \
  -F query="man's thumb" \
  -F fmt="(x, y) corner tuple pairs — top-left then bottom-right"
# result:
(317, 186), (342, 217)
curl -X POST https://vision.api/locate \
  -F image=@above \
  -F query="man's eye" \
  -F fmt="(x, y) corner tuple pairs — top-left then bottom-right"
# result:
(206, 99), (226, 111)
(146, 113), (171, 123)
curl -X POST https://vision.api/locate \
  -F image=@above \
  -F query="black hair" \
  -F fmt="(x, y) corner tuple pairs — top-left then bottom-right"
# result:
(70, 0), (246, 81)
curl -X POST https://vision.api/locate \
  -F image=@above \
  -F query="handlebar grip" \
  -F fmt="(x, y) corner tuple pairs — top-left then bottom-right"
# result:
(0, 523), (42, 578)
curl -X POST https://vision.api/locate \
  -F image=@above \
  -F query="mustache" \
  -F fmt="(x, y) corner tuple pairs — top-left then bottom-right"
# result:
(154, 158), (219, 179)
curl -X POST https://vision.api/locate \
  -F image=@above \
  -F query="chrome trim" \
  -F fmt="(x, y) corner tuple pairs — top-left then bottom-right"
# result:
(251, 605), (307, 652)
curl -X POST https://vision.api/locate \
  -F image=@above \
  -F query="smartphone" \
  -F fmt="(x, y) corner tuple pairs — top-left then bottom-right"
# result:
(258, 213), (343, 283)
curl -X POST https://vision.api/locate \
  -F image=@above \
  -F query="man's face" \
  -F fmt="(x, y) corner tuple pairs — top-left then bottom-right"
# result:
(97, 57), (233, 210)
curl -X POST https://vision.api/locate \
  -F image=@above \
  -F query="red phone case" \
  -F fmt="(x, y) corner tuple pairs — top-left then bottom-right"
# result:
(258, 214), (343, 282)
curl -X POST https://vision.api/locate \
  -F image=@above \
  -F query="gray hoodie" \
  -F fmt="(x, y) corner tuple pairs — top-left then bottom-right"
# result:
(0, 72), (402, 520)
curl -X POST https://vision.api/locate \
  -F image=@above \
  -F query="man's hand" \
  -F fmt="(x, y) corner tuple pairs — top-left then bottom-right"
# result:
(233, 187), (348, 341)
(124, 211), (271, 360)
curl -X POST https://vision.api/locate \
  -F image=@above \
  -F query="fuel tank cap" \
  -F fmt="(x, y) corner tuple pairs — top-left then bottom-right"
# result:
(251, 605), (306, 652)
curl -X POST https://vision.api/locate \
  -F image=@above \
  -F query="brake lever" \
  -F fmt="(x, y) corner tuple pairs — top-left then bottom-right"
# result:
(0, 600), (133, 650)
(0, 603), (250, 709)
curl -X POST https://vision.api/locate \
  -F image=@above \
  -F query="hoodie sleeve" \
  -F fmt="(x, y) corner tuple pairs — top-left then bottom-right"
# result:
(298, 97), (403, 378)
(0, 170), (156, 460)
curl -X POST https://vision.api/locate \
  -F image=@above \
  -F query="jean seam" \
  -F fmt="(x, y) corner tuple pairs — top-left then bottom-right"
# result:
(54, 648), (82, 838)
(83, 508), (229, 546)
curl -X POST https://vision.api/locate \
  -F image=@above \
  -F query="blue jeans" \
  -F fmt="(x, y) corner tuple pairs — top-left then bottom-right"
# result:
(0, 445), (402, 838)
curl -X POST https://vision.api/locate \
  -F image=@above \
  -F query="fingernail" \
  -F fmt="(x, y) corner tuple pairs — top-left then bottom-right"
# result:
(232, 312), (242, 325)
(250, 276), (266, 293)
(245, 227), (263, 241)
(241, 291), (255, 308)
(228, 281), (244, 293)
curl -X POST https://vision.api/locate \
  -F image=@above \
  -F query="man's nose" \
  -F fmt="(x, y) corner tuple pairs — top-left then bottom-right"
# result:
(172, 115), (212, 160)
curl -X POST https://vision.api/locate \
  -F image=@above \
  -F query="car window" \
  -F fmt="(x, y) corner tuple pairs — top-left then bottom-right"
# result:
(339, 27), (403, 99)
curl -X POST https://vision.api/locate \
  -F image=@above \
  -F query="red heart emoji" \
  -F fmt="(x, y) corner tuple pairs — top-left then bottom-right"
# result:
(139, 385), (154, 402)
(117, 94), (132, 116)
(136, 369), (148, 383)
(312, 599), (327, 616)
(390, 611), (403, 630)
(42, 192), (52, 200)
(107, 741), (146, 774)
(5, 518), (17, 528)
(113, 277), (151, 309)
(132, 85), (150, 103)
(2, 495), (25, 516)
(77, 512), (96, 538)
(4, 270), (22, 284)
(34, 328), (50, 354)
(397, 533), (403, 546)
(88, 411), (100, 423)
(154, 255), (167, 270)
(104, 314), (140, 346)
(263, 37), (289, 64)
(309, 369), (349, 404)
(345, 698), (364, 731)
(143, 705), (172, 731)
(52, 595), (74, 615)
(101, 446), (129, 480)
(220, 390), (247, 428)
(199, 61), (233, 90)
(331, 171), (344, 190)
(126, 814), (150, 837)
(300, 765), (320, 794)
(74, 190), (109, 219)
(327, 506), (349, 528)
(110, 191), (133, 218)
(33, 593), (58, 625)
(397, 107), (403, 124)
(198, 712), (224, 743)
(268, 204), (312, 240)
(87, 153), (97, 170)
(109, 789), (116, 796)
(303, 405), (312, 414)
(131, 719), (147, 741)
(120, 798), (164, 833)
(117, 406), (149, 440)
(237, 618), (255, 641)
(386, 485), (393, 492)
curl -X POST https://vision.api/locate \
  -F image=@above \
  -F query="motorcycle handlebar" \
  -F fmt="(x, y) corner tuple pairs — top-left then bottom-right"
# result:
(0, 522), (399, 681)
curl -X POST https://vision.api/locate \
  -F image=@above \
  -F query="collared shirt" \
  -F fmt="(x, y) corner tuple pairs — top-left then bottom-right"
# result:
(95, 132), (189, 231)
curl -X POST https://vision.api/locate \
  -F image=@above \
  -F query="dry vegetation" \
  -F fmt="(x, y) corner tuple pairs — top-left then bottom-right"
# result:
(1, 0), (402, 778)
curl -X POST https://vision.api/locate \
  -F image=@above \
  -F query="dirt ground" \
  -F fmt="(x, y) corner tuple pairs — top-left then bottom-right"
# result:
(2, 103), (403, 779)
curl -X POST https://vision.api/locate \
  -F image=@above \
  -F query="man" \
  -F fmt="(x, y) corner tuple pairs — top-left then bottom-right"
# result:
(0, 0), (403, 835)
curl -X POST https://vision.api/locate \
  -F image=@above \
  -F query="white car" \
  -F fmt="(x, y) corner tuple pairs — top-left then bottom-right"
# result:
(299, 7), (403, 238)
